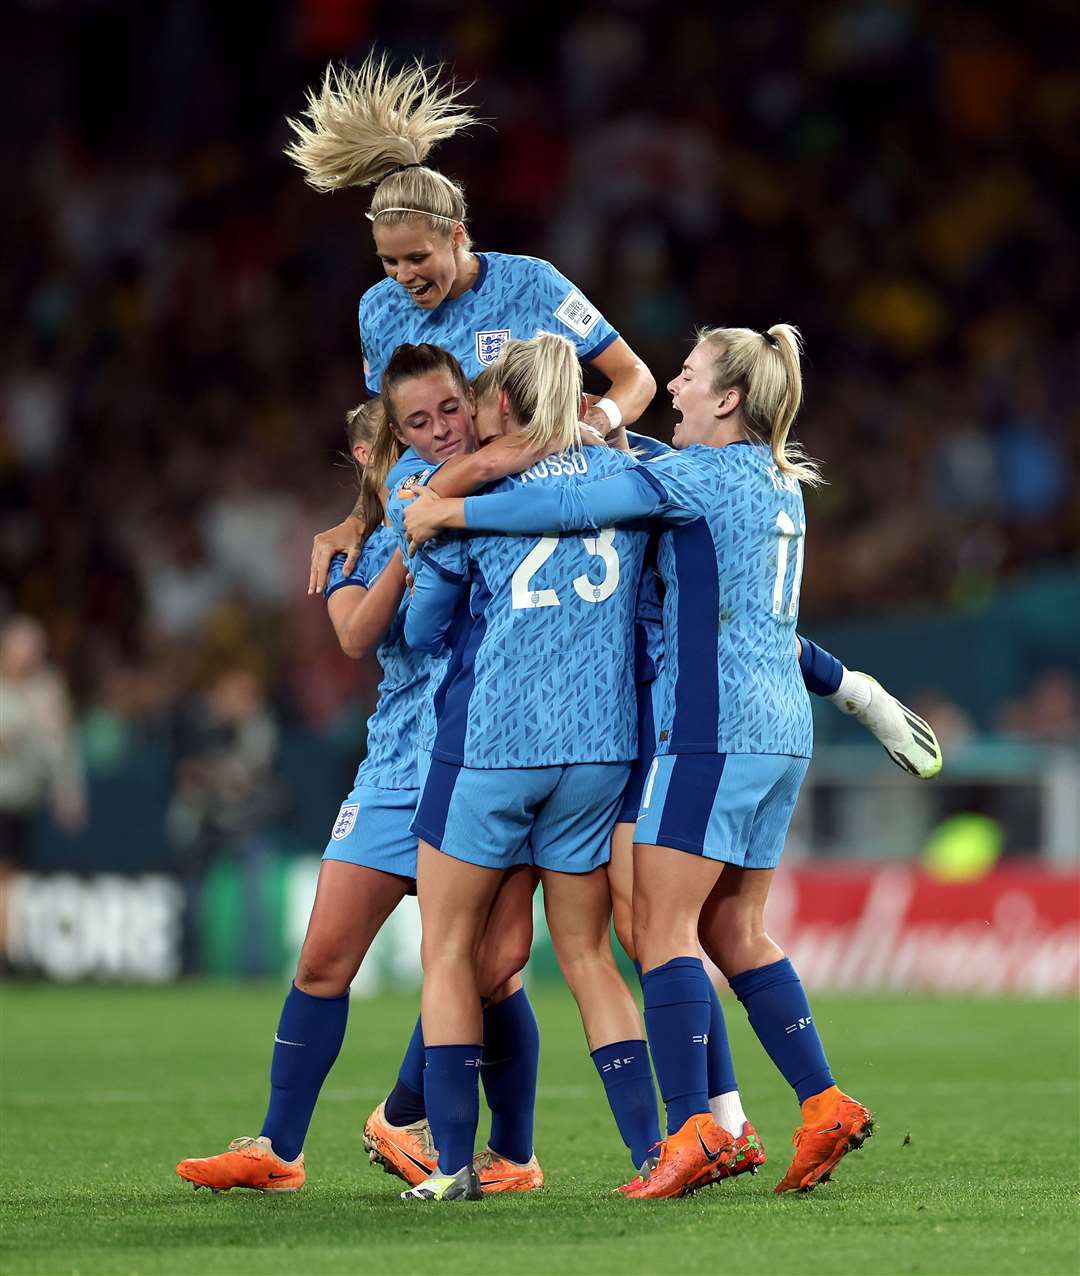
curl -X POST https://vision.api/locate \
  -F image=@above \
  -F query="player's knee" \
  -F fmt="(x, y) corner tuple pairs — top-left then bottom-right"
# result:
(556, 945), (617, 993)
(420, 929), (476, 974)
(294, 946), (355, 997)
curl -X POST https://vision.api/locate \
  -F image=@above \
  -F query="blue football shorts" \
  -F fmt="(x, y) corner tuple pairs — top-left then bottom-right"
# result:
(412, 756), (631, 874)
(633, 752), (810, 868)
(617, 677), (660, 825)
(323, 782), (420, 882)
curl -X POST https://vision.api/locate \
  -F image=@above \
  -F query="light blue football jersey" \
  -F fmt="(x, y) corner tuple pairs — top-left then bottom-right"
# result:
(415, 447), (649, 769)
(384, 468), (469, 757)
(384, 447), (425, 494)
(458, 441), (813, 759)
(360, 253), (618, 392)
(640, 444), (812, 759)
(323, 529), (427, 790)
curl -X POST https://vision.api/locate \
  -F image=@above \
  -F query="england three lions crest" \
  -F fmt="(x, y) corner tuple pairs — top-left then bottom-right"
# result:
(331, 803), (358, 841)
(475, 329), (511, 366)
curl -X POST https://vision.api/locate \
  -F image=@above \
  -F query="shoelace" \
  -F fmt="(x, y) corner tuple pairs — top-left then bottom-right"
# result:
(227, 1136), (264, 1153)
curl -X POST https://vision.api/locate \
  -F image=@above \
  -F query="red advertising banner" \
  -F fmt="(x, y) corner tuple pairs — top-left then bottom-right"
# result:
(761, 865), (1080, 996)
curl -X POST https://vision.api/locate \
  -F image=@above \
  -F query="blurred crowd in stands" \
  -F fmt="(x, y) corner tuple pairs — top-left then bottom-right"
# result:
(2, 0), (1078, 857)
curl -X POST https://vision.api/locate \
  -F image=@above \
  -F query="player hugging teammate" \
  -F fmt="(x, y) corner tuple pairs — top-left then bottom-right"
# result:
(176, 52), (941, 1204)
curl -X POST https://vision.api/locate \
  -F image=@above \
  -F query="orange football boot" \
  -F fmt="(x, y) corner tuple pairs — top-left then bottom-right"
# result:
(774, 1086), (873, 1194)
(620, 1113), (734, 1199)
(362, 1102), (437, 1186)
(712, 1120), (767, 1182)
(176, 1136), (305, 1192)
(473, 1145), (544, 1194)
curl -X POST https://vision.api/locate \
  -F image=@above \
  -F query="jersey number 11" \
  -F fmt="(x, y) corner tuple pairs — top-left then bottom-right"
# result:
(772, 510), (805, 619)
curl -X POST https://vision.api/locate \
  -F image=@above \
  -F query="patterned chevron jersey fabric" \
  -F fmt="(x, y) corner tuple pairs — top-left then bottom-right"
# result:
(323, 528), (427, 789)
(643, 443), (813, 759)
(384, 464), (462, 760)
(359, 253), (619, 392)
(418, 447), (649, 768)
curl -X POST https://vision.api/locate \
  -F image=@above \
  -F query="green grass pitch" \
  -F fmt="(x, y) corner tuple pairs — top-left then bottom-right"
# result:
(2, 982), (1077, 1276)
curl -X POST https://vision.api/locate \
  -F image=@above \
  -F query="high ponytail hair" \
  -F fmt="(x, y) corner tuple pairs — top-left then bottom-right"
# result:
(284, 55), (478, 244)
(346, 399), (400, 543)
(475, 332), (582, 455)
(697, 324), (823, 486)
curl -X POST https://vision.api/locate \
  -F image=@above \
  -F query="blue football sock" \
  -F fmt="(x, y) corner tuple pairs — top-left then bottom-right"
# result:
(591, 1039), (662, 1169)
(642, 956), (712, 1135)
(481, 988), (539, 1163)
(259, 983), (348, 1162)
(798, 637), (844, 698)
(729, 958), (835, 1103)
(384, 1015), (427, 1126)
(705, 976), (738, 1099)
(424, 1044), (483, 1175)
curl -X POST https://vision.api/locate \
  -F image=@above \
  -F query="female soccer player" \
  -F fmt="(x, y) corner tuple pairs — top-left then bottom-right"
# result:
(176, 367), (546, 1197)
(404, 325), (876, 1199)
(395, 333), (669, 1202)
(287, 53), (655, 593)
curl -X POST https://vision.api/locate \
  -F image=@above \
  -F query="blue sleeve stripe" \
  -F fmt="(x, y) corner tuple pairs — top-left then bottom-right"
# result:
(419, 551), (466, 584)
(581, 329), (619, 363)
(324, 577), (367, 601)
(634, 464), (670, 505)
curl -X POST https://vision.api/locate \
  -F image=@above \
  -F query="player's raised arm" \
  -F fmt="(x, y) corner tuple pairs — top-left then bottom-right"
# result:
(581, 337), (656, 439)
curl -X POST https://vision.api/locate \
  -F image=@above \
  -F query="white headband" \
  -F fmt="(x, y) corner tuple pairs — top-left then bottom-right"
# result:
(365, 206), (458, 223)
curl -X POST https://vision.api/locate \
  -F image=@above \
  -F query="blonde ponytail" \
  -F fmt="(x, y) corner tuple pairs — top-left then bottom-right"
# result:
(348, 399), (401, 543)
(697, 324), (823, 486)
(477, 333), (582, 455)
(284, 55), (478, 242)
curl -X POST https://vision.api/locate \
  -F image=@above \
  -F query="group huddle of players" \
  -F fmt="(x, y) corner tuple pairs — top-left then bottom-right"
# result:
(176, 55), (942, 1204)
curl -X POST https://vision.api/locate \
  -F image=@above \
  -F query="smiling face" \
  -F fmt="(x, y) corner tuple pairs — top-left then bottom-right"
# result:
(386, 370), (476, 463)
(373, 219), (467, 311)
(666, 340), (743, 448)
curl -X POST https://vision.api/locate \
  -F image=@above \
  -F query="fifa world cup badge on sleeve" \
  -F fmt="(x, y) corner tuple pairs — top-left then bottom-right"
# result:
(475, 329), (511, 366)
(331, 803), (359, 840)
(554, 290), (599, 338)
(396, 470), (432, 500)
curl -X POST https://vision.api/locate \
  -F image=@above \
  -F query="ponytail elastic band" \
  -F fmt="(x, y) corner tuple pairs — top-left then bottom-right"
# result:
(385, 162), (426, 178)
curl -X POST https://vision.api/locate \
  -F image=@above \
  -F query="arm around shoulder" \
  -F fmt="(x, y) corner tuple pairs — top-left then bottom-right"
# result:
(403, 554), (466, 653)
